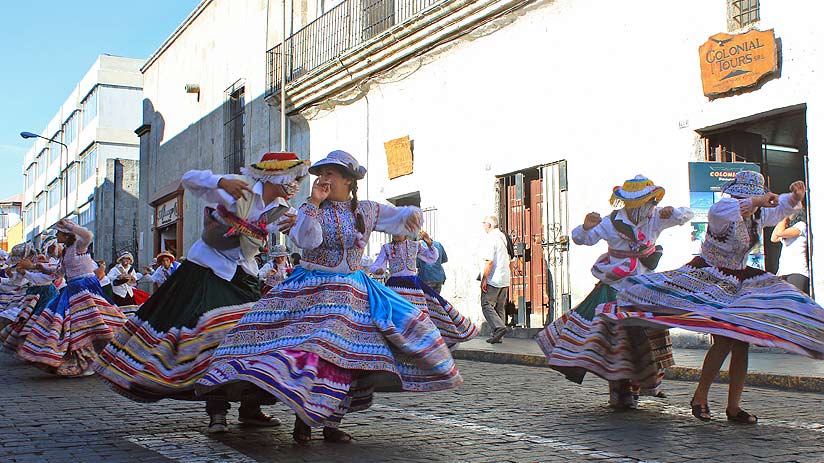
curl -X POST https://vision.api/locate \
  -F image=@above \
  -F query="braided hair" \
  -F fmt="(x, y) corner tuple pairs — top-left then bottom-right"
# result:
(350, 177), (366, 234)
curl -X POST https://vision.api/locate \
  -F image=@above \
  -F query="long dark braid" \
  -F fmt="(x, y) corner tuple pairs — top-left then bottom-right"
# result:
(350, 179), (366, 234)
(61, 234), (77, 258)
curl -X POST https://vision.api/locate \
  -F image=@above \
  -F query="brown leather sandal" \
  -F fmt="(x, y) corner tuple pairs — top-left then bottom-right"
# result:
(726, 408), (758, 424)
(690, 400), (712, 421)
(322, 427), (353, 443)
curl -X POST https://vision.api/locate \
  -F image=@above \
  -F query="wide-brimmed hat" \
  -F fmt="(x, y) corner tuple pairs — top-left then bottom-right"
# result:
(610, 175), (666, 209)
(155, 251), (176, 262)
(117, 251), (134, 263)
(308, 150), (367, 180)
(269, 244), (289, 258)
(40, 234), (58, 255)
(241, 151), (309, 184)
(9, 243), (34, 266)
(722, 170), (768, 198)
(52, 219), (75, 234)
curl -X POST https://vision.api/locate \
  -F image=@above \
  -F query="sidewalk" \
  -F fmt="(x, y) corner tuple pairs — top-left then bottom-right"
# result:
(453, 337), (824, 393)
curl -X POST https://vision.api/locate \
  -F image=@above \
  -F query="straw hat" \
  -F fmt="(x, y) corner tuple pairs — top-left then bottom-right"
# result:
(155, 251), (176, 263)
(610, 175), (665, 209)
(241, 151), (309, 184)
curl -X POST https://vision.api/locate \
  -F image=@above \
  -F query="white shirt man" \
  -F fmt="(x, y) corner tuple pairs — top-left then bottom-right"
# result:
(480, 215), (513, 344)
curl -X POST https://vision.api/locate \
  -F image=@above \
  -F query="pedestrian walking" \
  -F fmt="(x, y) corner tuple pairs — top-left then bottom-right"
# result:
(416, 230), (448, 293)
(480, 215), (514, 344)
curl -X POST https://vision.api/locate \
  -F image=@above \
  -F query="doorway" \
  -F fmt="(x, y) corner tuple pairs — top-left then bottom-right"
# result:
(497, 161), (571, 328)
(698, 105), (811, 293)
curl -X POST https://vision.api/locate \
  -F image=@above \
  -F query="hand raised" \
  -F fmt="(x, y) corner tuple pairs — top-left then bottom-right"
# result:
(790, 180), (807, 203)
(583, 212), (602, 230)
(658, 206), (674, 219)
(404, 211), (422, 233)
(756, 192), (780, 208)
(309, 178), (331, 206)
(218, 178), (253, 200)
(277, 212), (297, 233)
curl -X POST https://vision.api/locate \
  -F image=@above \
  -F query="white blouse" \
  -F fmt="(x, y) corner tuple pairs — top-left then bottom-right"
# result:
(370, 240), (438, 277)
(182, 170), (296, 282)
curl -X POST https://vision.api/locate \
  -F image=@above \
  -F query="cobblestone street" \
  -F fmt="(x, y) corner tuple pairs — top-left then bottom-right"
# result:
(2, 356), (823, 462)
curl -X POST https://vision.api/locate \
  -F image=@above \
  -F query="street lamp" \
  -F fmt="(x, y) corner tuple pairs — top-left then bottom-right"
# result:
(20, 131), (70, 226)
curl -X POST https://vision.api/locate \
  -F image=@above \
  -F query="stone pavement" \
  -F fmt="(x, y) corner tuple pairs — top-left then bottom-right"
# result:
(2, 354), (824, 462)
(454, 338), (824, 392)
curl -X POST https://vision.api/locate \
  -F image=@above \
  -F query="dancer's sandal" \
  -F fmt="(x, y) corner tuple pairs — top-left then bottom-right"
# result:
(292, 419), (312, 444)
(726, 408), (758, 424)
(690, 401), (712, 421)
(322, 427), (353, 443)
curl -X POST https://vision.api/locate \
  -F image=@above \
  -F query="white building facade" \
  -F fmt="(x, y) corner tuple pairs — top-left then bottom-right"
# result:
(146, 0), (822, 328)
(21, 55), (143, 263)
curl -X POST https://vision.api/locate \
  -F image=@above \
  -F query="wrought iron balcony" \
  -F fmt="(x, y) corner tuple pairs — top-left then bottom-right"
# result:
(266, 0), (443, 98)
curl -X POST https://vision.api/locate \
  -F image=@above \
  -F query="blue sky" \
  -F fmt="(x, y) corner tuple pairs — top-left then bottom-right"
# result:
(0, 0), (202, 200)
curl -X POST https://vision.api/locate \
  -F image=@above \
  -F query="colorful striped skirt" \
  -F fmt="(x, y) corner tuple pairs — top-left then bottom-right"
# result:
(18, 276), (126, 376)
(0, 284), (58, 353)
(0, 286), (30, 326)
(536, 283), (673, 397)
(602, 257), (824, 359)
(384, 275), (478, 346)
(94, 261), (260, 402)
(196, 267), (462, 427)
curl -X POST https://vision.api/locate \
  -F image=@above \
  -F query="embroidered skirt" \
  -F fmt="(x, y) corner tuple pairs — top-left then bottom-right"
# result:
(384, 275), (478, 346)
(94, 261), (260, 402)
(536, 282), (672, 394)
(17, 276), (126, 376)
(196, 267), (462, 427)
(601, 257), (824, 359)
(0, 285), (58, 353)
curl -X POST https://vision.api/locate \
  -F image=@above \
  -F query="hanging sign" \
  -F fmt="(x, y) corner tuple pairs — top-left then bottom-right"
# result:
(156, 197), (179, 228)
(384, 135), (413, 179)
(699, 29), (778, 98)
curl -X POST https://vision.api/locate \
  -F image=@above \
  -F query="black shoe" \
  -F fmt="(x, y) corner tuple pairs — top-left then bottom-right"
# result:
(207, 413), (228, 434)
(490, 327), (507, 343)
(485, 337), (503, 344)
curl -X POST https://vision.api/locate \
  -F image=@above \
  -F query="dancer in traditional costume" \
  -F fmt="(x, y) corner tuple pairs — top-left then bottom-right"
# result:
(0, 252), (30, 331)
(17, 220), (128, 376)
(94, 151), (305, 433)
(197, 150), (462, 444)
(148, 251), (180, 288)
(371, 231), (478, 346)
(107, 251), (150, 306)
(0, 242), (61, 353)
(600, 173), (823, 423)
(536, 175), (693, 409)
(257, 244), (291, 296)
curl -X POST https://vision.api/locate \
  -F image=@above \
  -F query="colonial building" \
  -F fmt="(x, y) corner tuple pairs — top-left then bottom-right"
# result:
(144, 0), (822, 327)
(21, 55), (143, 265)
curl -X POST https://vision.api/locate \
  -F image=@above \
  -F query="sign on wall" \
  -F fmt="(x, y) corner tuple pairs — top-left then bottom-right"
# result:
(699, 29), (778, 98)
(384, 135), (413, 179)
(688, 162), (763, 268)
(156, 197), (179, 228)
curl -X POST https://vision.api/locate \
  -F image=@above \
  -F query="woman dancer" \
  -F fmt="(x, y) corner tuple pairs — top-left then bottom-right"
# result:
(94, 151), (306, 433)
(257, 244), (291, 296)
(0, 242), (61, 353)
(108, 252), (150, 306)
(371, 231), (478, 346)
(536, 175), (693, 409)
(18, 220), (127, 376)
(197, 150), (462, 443)
(600, 173), (823, 423)
(0, 250), (30, 331)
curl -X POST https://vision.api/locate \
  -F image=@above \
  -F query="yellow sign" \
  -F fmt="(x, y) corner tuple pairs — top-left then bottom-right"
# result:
(699, 29), (778, 97)
(384, 135), (413, 179)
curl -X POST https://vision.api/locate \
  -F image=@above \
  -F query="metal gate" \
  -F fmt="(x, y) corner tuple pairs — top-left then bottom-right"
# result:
(497, 161), (570, 328)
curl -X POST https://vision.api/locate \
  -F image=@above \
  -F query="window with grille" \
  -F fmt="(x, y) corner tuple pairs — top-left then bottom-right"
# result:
(223, 83), (246, 174)
(728, 0), (759, 30)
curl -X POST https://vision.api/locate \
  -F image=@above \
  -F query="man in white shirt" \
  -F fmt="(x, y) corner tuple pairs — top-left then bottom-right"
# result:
(480, 215), (513, 344)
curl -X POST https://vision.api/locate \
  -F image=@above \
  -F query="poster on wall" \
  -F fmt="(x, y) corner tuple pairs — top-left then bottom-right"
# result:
(688, 162), (763, 268)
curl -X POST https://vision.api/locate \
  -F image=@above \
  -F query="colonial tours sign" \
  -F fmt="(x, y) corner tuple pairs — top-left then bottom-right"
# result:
(699, 29), (779, 98)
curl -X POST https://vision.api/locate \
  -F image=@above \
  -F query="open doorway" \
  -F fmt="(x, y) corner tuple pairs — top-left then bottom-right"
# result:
(698, 104), (811, 293)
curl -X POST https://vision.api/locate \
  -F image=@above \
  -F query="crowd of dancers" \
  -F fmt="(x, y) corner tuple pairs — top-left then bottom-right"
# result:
(1, 149), (823, 445)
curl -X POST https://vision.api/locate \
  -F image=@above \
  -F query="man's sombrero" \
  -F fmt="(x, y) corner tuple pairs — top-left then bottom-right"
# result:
(609, 175), (665, 209)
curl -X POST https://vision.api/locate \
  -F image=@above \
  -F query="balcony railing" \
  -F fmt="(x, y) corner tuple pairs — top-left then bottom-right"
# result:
(267, 0), (443, 97)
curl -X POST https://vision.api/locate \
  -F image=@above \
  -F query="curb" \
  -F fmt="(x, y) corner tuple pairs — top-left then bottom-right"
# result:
(453, 348), (824, 394)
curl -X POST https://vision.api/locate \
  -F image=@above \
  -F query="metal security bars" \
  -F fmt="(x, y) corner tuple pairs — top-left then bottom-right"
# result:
(267, 0), (443, 97)
(729, 0), (759, 29)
